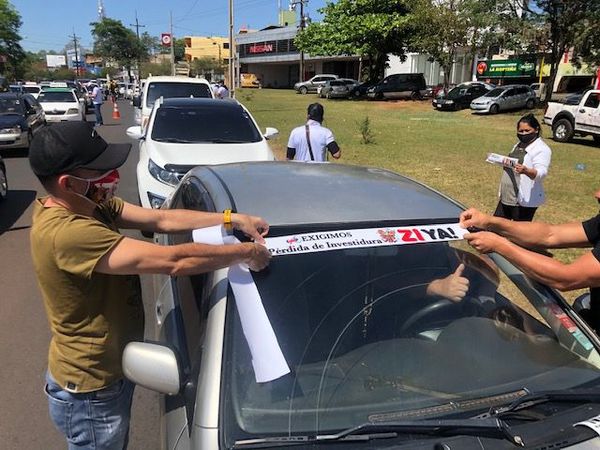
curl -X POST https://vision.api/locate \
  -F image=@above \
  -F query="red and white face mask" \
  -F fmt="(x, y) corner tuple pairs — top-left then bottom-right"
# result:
(70, 169), (120, 205)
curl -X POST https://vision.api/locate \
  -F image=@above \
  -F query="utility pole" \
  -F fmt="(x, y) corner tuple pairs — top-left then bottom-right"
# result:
(290, 0), (308, 83)
(71, 29), (80, 78)
(228, 0), (235, 97)
(170, 11), (175, 76)
(130, 11), (145, 84)
(129, 11), (146, 40)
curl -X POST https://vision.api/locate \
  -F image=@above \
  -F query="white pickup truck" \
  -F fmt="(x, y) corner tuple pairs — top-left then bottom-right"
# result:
(544, 89), (600, 144)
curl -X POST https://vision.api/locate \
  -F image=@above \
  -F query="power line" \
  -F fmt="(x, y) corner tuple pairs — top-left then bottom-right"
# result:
(129, 11), (146, 39)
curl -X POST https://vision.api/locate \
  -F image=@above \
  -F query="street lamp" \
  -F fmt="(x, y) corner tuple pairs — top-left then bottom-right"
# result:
(289, 0), (308, 82)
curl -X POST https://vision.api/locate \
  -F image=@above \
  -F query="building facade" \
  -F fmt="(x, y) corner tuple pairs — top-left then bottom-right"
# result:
(184, 36), (230, 64)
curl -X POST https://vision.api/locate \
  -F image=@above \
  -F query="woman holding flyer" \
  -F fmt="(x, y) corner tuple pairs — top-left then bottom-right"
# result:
(493, 114), (551, 221)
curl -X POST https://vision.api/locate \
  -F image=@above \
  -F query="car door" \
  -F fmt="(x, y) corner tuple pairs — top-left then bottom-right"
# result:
(575, 92), (600, 133)
(383, 75), (399, 99)
(500, 89), (515, 110)
(310, 76), (324, 92)
(23, 96), (43, 132)
(156, 178), (217, 449)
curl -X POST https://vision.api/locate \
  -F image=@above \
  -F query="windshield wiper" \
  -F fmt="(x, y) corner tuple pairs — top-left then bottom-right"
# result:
(488, 389), (600, 418)
(233, 418), (525, 448)
(153, 137), (194, 143)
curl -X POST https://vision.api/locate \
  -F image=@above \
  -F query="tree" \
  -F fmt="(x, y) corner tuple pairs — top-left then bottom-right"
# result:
(140, 32), (160, 58)
(295, 0), (413, 82)
(408, 0), (498, 89)
(91, 18), (145, 80)
(499, 0), (600, 104)
(0, 0), (25, 79)
(190, 57), (224, 79)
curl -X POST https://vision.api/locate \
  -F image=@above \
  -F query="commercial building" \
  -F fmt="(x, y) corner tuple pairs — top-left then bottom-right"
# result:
(184, 36), (230, 65)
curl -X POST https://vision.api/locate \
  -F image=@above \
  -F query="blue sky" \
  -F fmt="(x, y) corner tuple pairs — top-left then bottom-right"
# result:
(13, 0), (327, 53)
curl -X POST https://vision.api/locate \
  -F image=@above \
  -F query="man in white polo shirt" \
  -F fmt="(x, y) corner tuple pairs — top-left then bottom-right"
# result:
(287, 103), (341, 161)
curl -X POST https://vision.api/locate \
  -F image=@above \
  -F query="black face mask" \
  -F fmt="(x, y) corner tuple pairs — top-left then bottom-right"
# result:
(517, 132), (537, 145)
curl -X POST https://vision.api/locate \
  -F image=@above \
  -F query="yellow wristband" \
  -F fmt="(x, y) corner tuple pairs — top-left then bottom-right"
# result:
(223, 209), (233, 230)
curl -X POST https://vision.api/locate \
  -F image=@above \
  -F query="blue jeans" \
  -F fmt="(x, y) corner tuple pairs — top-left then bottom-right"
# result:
(45, 371), (134, 450)
(93, 103), (103, 125)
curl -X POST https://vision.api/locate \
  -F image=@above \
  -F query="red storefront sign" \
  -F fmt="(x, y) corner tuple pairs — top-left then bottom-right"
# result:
(249, 44), (274, 54)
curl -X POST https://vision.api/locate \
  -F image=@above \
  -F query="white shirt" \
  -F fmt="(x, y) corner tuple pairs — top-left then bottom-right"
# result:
(216, 86), (229, 99)
(92, 86), (103, 105)
(287, 120), (335, 161)
(499, 137), (552, 207)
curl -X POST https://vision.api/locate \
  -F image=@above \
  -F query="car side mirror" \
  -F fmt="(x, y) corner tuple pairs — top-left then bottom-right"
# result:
(122, 342), (182, 395)
(132, 96), (141, 108)
(573, 293), (591, 314)
(126, 126), (144, 140)
(264, 127), (279, 140)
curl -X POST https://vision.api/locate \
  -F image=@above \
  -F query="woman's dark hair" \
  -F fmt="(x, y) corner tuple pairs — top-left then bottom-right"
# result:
(517, 113), (541, 134)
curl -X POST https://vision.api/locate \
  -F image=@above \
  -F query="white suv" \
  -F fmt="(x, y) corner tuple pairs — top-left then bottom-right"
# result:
(132, 76), (213, 130)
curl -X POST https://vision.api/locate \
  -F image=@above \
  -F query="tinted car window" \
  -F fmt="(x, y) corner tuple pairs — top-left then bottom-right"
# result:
(146, 82), (212, 108)
(151, 105), (262, 143)
(0, 97), (24, 113)
(584, 93), (600, 109)
(484, 88), (505, 97)
(38, 91), (77, 102)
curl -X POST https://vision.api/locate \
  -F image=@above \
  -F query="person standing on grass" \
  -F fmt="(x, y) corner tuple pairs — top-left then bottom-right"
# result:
(493, 114), (551, 221)
(287, 103), (341, 162)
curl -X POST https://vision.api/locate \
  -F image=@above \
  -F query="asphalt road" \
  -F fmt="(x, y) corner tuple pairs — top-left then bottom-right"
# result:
(0, 101), (160, 449)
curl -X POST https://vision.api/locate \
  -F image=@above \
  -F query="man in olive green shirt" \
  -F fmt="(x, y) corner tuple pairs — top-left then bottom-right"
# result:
(29, 122), (271, 449)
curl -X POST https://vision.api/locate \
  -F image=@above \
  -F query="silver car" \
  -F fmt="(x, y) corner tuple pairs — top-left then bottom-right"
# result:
(124, 162), (600, 449)
(294, 74), (338, 94)
(470, 84), (537, 114)
(318, 78), (359, 99)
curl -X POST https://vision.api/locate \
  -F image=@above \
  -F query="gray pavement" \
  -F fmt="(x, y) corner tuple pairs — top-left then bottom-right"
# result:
(0, 101), (159, 449)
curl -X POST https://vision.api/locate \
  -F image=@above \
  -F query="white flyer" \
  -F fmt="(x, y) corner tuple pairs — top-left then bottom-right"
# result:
(486, 152), (518, 168)
(574, 414), (600, 435)
(192, 226), (290, 383)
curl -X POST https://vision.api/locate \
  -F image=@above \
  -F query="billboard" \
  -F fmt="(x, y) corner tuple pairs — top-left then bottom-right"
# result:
(476, 59), (536, 78)
(46, 54), (66, 68)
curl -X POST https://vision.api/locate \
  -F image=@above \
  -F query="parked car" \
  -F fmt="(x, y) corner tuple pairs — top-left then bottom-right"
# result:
(294, 74), (339, 94)
(0, 154), (6, 201)
(530, 82), (547, 101)
(432, 82), (494, 111)
(318, 78), (359, 99)
(38, 87), (86, 122)
(132, 75), (214, 129)
(127, 97), (278, 209)
(123, 161), (600, 450)
(470, 84), (537, 114)
(348, 81), (376, 99)
(367, 73), (427, 100)
(551, 75), (596, 103)
(423, 83), (445, 98)
(21, 83), (42, 99)
(544, 89), (600, 144)
(0, 92), (45, 149)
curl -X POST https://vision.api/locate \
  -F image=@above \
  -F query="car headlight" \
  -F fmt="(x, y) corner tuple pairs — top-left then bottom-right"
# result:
(0, 126), (21, 134)
(446, 100), (454, 104)
(66, 108), (80, 114)
(148, 158), (183, 187)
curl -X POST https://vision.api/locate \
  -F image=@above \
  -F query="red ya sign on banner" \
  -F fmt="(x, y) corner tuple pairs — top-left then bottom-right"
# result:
(265, 223), (468, 256)
(161, 33), (172, 46)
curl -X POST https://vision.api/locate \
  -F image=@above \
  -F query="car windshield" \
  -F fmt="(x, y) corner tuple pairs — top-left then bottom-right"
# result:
(38, 92), (76, 103)
(0, 98), (23, 114)
(150, 105), (262, 143)
(146, 82), (212, 107)
(446, 85), (469, 99)
(483, 88), (505, 97)
(222, 229), (600, 445)
(23, 86), (40, 94)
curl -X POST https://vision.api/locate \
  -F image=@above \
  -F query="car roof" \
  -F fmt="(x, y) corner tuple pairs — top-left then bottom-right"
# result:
(0, 92), (22, 99)
(159, 97), (240, 109)
(146, 76), (210, 84)
(185, 162), (464, 227)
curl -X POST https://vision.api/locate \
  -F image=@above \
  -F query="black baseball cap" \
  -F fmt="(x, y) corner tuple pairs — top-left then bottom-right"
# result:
(29, 122), (131, 177)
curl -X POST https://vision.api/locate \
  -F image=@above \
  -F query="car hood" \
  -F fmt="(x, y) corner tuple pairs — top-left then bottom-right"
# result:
(39, 102), (79, 111)
(144, 140), (275, 167)
(0, 114), (25, 128)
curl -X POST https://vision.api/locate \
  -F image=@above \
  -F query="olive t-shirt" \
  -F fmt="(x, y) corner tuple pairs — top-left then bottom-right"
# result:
(30, 196), (144, 392)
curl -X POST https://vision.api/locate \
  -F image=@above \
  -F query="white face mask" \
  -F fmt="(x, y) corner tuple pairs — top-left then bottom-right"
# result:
(68, 170), (120, 205)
